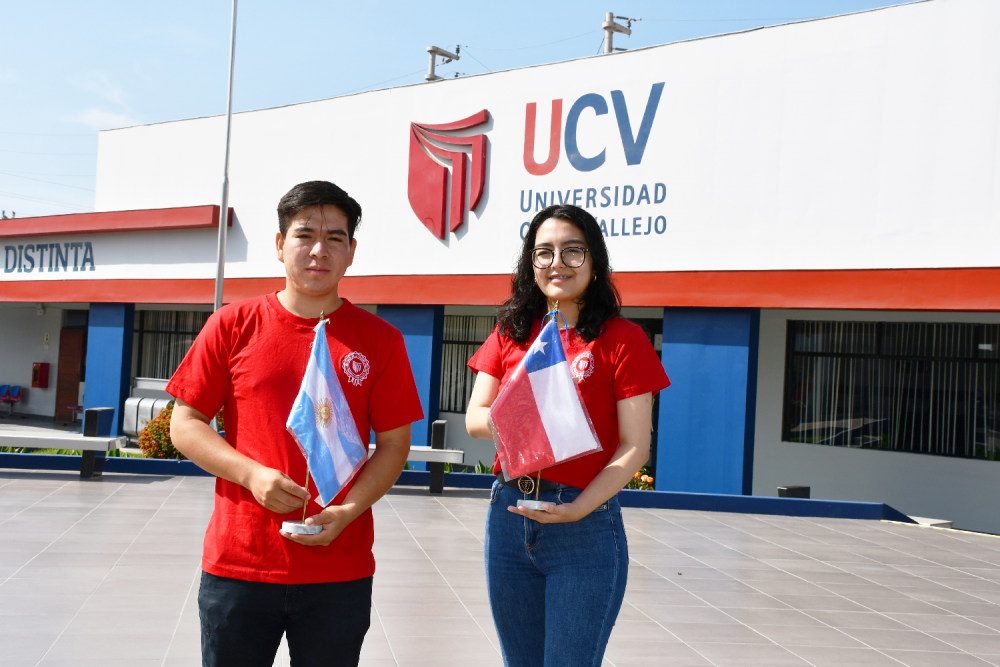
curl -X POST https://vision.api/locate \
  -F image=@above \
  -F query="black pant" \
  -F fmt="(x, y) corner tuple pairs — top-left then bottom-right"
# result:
(198, 571), (373, 667)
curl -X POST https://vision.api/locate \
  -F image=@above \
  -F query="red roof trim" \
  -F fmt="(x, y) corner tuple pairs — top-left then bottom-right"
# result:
(1, 268), (999, 311)
(0, 205), (233, 238)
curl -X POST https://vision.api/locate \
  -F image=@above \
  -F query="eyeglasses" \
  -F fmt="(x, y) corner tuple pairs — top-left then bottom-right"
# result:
(531, 246), (589, 269)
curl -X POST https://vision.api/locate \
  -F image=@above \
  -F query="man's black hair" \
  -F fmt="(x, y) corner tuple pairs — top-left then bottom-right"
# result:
(277, 181), (362, 240)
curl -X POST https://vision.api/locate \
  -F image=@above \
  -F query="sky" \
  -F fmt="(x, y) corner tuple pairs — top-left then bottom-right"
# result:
(0, 0), (912, 218)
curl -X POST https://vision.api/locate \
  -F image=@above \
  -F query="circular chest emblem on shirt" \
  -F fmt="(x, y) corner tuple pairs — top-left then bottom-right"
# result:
(571, 352), (595, 382)
(342, 352), (370, 387)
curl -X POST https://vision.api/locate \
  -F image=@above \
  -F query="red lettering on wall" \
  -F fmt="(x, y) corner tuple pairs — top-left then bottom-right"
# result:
(523, 100), (562, 176)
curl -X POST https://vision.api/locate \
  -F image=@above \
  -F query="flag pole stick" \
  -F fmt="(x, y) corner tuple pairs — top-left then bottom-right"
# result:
(535, 300), (558, 504)
(302, 466), (311, 523)
(213, 0), (238, 312)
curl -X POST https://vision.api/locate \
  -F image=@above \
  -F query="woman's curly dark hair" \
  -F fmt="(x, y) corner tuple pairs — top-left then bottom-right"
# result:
(497, 204), (621, 344)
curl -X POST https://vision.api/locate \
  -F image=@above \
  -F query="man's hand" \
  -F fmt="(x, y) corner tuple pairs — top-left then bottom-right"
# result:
(278, 424), (410, 548)
(508, 501), (588, 524)
(280, 504), (357, 547)
(247, 466), (310, 514)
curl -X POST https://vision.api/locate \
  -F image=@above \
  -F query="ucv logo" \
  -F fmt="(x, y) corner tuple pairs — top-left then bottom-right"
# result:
(524, 83), (664, 174)
(407, 110), (489, 239)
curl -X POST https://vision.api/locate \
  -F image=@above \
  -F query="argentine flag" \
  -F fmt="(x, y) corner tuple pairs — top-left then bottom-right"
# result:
(489, 316), (602, 479)
(286, 319), (368, 506)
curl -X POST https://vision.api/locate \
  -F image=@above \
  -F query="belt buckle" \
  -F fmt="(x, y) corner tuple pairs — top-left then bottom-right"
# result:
(516, 475), (535, 495)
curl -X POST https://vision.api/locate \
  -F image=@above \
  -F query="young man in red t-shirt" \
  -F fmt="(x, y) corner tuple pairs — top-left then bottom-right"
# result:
(169, 181), (424, 667)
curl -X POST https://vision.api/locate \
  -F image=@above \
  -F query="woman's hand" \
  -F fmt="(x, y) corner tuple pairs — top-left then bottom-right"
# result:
(508, 393), (656, 524)
(507, 501), (587, 523)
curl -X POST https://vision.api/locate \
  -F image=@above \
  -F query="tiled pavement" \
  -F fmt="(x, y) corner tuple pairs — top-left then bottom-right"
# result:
(2, 471), (1000, 666)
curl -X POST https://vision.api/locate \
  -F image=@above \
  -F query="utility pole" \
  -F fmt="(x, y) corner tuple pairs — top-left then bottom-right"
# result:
(213, 0), (238, 312)
(603, 13), (634, 54)
(426, 45), (460, 82)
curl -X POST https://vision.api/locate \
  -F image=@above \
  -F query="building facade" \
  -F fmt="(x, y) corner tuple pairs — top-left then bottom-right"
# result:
(3, 0), (1000, 531)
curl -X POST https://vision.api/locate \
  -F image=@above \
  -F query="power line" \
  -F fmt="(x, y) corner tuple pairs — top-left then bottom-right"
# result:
(0, 149), (96, 156)
(0, 170), (95, 192)
(463, 29), (601, 51)
(458, 47), (492, 73)
(0, 130), (94, 137)
(339, 68), (427, 96)
(0, 190), (90, 210)
(643, 16), (816, 22)
(0, 169), (94, 177)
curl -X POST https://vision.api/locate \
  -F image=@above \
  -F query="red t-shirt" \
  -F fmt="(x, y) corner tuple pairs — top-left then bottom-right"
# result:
(468, 316), (669, 489)
(166, 294), (424, 584)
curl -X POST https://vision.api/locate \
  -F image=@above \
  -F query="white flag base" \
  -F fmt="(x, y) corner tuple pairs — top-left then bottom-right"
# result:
(282, 520), (323, 535)
(517, 499), (547, 511)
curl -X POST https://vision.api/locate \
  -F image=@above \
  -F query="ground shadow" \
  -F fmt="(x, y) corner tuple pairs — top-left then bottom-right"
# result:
(0, 469), (175, 485)
(387, 486), (490, 500)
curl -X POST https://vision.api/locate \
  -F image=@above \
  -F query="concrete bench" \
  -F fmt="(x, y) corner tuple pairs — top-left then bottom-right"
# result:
(369, 420), (467, 494)
(0, 431), (126, 479)
(366, 444), (465, 464)
(368, 443), (465, 495)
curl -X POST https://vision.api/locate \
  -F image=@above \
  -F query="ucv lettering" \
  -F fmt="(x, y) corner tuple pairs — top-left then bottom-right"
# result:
(524, 83), (664, 175)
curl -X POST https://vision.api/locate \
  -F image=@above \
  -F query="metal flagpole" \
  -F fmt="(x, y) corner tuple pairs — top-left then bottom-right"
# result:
(214, 0), (238, 312)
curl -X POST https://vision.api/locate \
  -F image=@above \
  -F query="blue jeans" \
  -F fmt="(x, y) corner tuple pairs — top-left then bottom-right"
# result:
(198, 571), (372, 667)
(484, 481), (629, 667)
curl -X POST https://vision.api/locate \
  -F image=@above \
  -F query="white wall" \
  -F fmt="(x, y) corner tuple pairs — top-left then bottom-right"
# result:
(4, 0), (999, 287)
(753, 308), (1000, 534)
(0, 304), (64, 417)
(440, 410), (496, 470)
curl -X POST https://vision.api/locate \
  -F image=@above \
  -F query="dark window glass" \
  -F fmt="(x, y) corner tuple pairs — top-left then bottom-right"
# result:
(134, 310), (211, 380)
(784, 321), (1000, 460)
(439, 316), (496, 413)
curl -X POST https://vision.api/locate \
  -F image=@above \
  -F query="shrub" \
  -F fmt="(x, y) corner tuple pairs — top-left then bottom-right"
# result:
(139, 401), (186, 460)
(626, 466), (655, 491)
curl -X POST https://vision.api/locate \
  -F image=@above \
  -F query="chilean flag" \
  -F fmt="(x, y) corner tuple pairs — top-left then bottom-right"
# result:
(489, 318), (602, 479)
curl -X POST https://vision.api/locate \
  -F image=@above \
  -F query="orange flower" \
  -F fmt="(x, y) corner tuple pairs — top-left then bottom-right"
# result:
(633, 472), (641, 479)
(647, 476), (654, 483)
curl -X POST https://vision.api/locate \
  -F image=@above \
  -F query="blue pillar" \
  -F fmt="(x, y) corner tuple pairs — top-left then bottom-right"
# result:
(83, 303), (135, 437)
(376, 305), (444, 471)
(658, 308), (759, 495)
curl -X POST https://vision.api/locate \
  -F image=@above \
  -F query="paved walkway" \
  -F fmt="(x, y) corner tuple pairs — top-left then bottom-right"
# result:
(2, 470), (1000, 666)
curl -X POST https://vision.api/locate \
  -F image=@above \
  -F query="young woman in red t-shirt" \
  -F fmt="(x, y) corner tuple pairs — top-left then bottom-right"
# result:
(466, 204), (670, 667)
